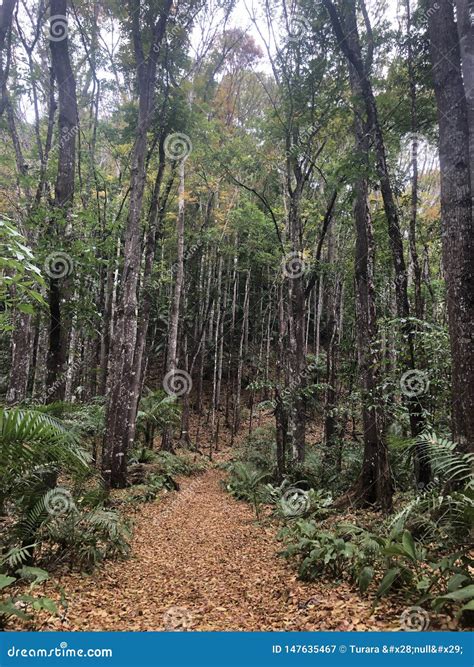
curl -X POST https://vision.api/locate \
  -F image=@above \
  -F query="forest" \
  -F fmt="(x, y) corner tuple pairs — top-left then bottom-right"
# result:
(0, 0), (473, 634)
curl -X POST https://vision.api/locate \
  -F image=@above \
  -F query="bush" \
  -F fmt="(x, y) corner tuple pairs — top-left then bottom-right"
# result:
(236, 427), (277, 474)
(0, 566), (58, 629)
(0, 407), (130, 576)
(154, 451), (207, 477)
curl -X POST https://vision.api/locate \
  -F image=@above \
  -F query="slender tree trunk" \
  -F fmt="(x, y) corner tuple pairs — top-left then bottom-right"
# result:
(102, 1), (172, 486)
(427, 0), (474, 454)
(162, 159), (186, 451)
(46, 0), (78, 401)
(340, 1), (392, 510)
(233, 270), (250, 438)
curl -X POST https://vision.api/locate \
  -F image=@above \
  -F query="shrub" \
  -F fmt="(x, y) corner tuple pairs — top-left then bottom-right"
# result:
(0, 566), (57, 629)
(236, 427), (277, 474)
(0, 407), (131, 575)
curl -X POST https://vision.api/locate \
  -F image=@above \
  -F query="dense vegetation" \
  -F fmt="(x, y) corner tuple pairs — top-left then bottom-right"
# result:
(0, 0), (472, 631)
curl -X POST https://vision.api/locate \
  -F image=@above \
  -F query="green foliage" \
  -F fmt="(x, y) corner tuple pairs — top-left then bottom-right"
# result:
(34, 400), (106, 439)
(279, 520), (383, 588)
(136, 389), (180, 445)
(39, 508), (131, 571)
(127, 474), (178, 503)
(154, 451), (207, 477)
(0, 218), (45, 332)
(0, 407), (90, 510)
(0, 406), (130, 578)
(390, 433), (474, 541)
(236, 426), (277, 474)
(129, 447), (158, 464)
(279, 517), (473, 618)
(225, 461), (269, 518)
(263, 479), (332, 520)
(0, 565), (57, 629)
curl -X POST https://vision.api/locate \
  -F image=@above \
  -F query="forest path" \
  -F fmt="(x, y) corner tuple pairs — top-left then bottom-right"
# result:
(40, 467), (395, 631)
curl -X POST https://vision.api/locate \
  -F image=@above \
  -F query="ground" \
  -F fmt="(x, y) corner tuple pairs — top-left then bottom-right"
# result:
(21, 464), (411, 632)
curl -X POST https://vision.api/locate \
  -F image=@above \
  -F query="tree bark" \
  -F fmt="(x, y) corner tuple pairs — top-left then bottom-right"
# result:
(427, 0), (474, 453)
(46, 0), (78, 401)
(102, 0), (172, 486)
(339, 0), (392, 510)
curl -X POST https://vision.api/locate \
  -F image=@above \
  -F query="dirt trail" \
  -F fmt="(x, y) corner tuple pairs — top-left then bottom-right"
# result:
(35, 468), (397, 631)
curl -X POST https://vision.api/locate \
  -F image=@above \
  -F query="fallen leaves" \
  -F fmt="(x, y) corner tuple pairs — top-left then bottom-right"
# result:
(8, 463), (422, 632)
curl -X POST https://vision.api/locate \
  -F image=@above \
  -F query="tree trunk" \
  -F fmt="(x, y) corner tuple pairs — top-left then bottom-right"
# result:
(162, 159), (186, 451)
(427, 0), (474, 454)
(46, 0), (78, 401)
(102, 0), (172, 486)
(340, 0), (392, 510)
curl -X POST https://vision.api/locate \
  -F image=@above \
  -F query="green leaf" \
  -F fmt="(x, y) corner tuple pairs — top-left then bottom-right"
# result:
(17, 566), (50, 586)
(447, 574), (470, 592)
(17, 302), (35, 315)
(40, 598), (57, 614)
(460, 600), (474, 613)
(376, 567), (401, 598)
(402, 530), (417, 561)
(358, 566), (374, 593)
(435, 584), (474, 602)
(0, 574), (16, 590)
(0, 601), (30, 620)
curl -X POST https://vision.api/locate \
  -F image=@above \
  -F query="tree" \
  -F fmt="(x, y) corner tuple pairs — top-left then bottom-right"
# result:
(426, 0), (474, 454)
(102, 0), (173, 487)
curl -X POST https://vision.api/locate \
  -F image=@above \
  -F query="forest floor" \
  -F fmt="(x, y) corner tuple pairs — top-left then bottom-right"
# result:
(19, 457), (412, 632)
